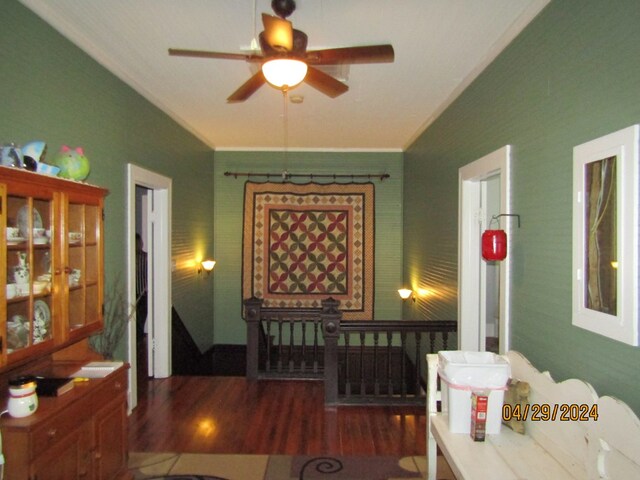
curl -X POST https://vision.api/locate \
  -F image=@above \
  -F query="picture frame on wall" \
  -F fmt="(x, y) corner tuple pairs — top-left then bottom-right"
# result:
(572, 124), (639, 346)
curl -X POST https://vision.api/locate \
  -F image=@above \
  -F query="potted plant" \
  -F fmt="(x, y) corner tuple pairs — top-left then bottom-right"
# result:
(89, 276), (136, 360)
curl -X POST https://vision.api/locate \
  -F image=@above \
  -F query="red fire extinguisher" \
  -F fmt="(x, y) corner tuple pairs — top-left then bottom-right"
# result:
(482, 229), (507, 261)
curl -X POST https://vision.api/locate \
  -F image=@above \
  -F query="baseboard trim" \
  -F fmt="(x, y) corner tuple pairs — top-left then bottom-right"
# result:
(208, 344), (247, 376)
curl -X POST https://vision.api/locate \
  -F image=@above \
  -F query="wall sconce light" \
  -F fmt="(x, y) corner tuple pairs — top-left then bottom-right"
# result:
(198, 259), (216, 275)
(398, 288), (415, 302)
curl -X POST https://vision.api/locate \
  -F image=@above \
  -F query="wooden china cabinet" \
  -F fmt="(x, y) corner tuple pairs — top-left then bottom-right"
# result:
(0, 166), (130, 480)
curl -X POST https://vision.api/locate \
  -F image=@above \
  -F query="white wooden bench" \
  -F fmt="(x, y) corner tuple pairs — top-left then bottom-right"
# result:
(426, 351), (640, 479)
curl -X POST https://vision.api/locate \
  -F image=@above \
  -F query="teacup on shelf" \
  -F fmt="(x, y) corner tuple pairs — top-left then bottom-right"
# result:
(33, 281), (49, 295)
(68, 232), (82, 244)
(15, 284), (29, 297)
(33, 227), (48, 244)
(6, 227), (21, 241)
(69, 269), (81, 286)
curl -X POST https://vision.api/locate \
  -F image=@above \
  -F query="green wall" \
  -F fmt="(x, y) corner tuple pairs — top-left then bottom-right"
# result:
(404, 0), (640, 413)
(213, 151), (403, 344)
(1, 2), (215, 355)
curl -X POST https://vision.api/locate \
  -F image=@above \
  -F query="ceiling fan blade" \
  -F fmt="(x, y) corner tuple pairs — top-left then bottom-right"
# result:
(304, 66), (349, 98)
(227, 70), (267, 103)
(306, 45), (394, 65)
(169, 48), (262, 62)
(261, 13), (293, 52)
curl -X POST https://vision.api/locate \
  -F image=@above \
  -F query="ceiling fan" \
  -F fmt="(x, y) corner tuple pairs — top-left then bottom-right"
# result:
(168, 0), (394, 103)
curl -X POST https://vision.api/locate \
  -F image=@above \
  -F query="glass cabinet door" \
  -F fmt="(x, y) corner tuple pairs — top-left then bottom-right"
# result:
(5, 193), (54, 358)
(1, 169), (107, 366)
(66, 200), (102, 337)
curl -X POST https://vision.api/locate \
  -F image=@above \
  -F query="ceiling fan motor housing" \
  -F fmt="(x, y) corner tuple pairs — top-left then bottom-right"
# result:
(259, 29), (307, 57)
(272, 0), (296, 19)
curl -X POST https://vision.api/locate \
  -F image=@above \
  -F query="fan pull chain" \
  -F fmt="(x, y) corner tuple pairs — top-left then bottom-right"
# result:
(282, 88), (290, 178)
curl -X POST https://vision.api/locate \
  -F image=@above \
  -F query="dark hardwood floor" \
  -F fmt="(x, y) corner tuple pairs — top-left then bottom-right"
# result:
(128, 375), (427, 456)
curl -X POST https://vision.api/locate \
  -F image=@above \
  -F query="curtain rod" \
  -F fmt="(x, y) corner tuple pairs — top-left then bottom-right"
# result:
(224, 171), (390, 181)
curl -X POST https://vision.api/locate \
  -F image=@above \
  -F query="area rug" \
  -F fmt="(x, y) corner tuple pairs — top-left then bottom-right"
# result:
(242, 182), (375, 320)
(145, 477), (227, 480)
(128, 453), (438, 480)
(267, 455), (424, 479)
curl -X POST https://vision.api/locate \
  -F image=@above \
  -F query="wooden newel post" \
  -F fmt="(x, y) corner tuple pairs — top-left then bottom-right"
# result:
(244, 296), (263, 381)
(321, 297), (342, 406)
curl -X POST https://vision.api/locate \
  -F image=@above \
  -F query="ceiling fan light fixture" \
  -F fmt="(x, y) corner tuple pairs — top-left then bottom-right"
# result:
(262, 58), (308, 89)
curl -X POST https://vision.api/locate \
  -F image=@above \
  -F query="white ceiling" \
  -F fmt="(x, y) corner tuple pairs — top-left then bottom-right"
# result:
(20, 0), (549, 151)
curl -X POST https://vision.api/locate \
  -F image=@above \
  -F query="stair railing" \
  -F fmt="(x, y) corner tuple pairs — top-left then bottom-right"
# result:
(244, 297), (457, 406)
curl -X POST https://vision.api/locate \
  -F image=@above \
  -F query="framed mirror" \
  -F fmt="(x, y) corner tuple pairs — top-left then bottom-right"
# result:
(572, 125), (638, 346)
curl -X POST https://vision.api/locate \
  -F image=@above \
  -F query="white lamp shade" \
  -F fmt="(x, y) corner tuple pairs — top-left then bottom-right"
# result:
(262, 59), (308, 88)
(398, 288), (413, 300)
(201, 259), (216, 272)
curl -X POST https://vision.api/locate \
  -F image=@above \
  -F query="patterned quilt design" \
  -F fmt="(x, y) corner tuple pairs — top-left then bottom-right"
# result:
(243, 182), (374, 320)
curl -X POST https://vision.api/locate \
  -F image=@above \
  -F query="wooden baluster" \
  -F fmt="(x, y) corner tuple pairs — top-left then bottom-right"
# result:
(359, 331), (366, 395)
(442, 331), (449, 350)
(373, 331), (380, 396)
(429, 331), (436, 352)
(266, 318), (272, 373)
(345, 333), (351, 397)
(289, 319), (295, 373)
(277, 317), (283, 373)
(386, 331), (393, 396)
(313, 319), (319, 373)
(414, 332), (422, 397)
(301, 319), (307, 372)
(400, 331), (407, 398)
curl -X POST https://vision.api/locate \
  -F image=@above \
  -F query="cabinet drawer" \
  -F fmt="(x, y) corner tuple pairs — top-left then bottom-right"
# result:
(30, 395), (93, 459)
(91, 371), (128, 405)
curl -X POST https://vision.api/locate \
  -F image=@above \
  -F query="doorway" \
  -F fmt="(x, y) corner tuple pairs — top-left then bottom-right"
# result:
(135, 185), (151, 391)
(458, 146), (512, 353)
(126, 164), (172, 411)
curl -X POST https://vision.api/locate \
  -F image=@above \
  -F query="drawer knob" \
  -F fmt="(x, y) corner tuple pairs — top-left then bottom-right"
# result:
(47, 428), (57, 439)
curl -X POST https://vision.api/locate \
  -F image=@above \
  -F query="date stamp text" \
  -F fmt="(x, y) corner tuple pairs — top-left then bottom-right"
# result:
(502, 403), (598, 422)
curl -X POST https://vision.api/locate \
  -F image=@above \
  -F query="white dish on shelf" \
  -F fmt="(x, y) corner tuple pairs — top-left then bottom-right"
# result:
(7, 315), (29, 350)
(33, 300), (51, 344)
(33, 281), (49, 294)
(17, 205), (43, 238)
(33, 237), (49, 245)
(7, 236), (26, 245)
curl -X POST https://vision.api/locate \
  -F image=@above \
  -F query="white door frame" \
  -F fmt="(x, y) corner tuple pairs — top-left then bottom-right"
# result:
(458, 146), (512, 353)
(126, 164), (172, 410)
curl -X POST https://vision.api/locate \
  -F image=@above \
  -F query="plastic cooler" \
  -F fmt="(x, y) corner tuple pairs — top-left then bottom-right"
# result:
(438, 350), (511, 434)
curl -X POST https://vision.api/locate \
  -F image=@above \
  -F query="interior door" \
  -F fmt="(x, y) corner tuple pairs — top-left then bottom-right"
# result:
(458, 146), (512, 353)
(127, 164), (172, 411)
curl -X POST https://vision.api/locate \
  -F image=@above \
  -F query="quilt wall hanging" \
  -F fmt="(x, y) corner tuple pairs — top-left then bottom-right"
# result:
(242, 181), (375, 320)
